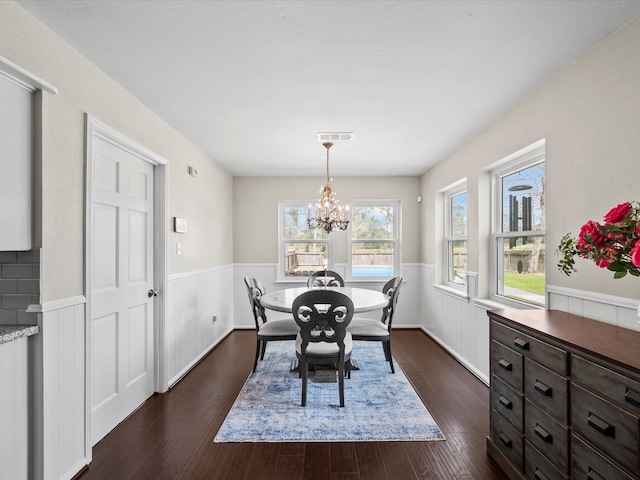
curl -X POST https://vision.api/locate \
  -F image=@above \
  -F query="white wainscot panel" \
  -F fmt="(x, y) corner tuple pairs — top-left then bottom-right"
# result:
(420, 265), (488, 385)
(167, 265), (234, 386)
(547, 285), (640, 333)
(39, 300), (87, 480)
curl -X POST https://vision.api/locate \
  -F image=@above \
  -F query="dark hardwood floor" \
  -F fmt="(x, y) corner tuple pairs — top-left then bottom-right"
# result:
(79, 329), (508, 479)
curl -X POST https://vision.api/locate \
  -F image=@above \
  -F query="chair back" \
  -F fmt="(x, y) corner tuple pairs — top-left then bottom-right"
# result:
(292, 289), (354, 354)
(307, 270), (345, 287)
(381, 276), (403, 327)
(244, 276), (268, 328)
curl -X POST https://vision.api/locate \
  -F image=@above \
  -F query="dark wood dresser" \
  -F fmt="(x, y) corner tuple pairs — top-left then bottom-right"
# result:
(487, 309), (640, 480)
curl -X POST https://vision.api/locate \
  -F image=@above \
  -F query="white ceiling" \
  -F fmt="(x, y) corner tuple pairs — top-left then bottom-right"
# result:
(17, 1), (640, 177)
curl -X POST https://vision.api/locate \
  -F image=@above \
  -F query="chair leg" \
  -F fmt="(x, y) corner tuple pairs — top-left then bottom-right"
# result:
(260, 341), (267, 360)
(253, 339), (261, 372)
(300, 357), (308, 407)
(338, 359), (345, 407)
(384, 340), (395, 374)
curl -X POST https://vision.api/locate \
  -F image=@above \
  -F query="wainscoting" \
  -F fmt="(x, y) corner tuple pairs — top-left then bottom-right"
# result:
(166, 265), (235, 386)
(36, 297), (87, 480)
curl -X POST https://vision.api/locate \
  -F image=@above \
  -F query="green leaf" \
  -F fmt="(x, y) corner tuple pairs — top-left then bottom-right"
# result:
(613, 270), (628, 279)
(608, 262), (626, 272)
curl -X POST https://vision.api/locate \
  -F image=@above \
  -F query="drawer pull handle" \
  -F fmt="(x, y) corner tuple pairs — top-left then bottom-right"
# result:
(588, 413), (615, 437)
(588, 468), (605, 480)
(625, 387), (640, 409)
(514, 338), (530, 350)
(499, 432), (512, 448)
(498, 359), (512, 371)
(499, 395), (512, 410)
(534, 380), (552, 397)
(534, 424), (552, 443)
(534, 468), (549, 480)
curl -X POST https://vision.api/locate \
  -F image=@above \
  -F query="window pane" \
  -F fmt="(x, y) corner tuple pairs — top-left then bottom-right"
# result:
(351, 242), (394, 277)
(501, 163), (545, 233)
(284, 242), (327, 277)
(450, 192), (467, 237)
(351, 206), (394, 240)
(285, 206), (327, 240)
(448, 240), (467, 285)
(499, 236), (545, 305)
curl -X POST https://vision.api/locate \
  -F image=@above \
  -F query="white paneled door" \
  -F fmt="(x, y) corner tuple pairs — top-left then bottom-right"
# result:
(89, 133), (155, 445)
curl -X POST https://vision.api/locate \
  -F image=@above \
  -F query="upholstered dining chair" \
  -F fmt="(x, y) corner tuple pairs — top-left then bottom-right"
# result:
(244, 277), (299, 372)
(307, 270), (345, 287)
(347, 276), (403, 373)
(292, 289), (354, 407)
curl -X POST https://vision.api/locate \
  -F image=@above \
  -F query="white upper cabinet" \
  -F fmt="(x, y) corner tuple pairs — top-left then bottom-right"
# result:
(0, 56), (56, 251)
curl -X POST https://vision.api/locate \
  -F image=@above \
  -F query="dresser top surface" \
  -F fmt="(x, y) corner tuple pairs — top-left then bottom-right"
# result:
(489, 309), (640, 375)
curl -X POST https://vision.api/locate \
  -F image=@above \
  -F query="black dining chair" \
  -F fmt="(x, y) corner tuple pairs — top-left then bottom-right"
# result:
(244, 277), (299, 372)
(292, 289), (354, 407)
(307, 269), (345, 287)
(347, 276), (403, 373)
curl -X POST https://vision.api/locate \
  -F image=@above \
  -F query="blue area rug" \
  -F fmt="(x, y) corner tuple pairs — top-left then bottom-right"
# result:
(214, 340), (445, 442)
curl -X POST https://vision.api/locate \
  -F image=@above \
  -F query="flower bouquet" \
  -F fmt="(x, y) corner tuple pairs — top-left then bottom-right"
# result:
(557, 201), (640, 278)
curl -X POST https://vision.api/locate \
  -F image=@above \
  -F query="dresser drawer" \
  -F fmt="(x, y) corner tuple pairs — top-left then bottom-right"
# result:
(524, 400), (569, 474)
(492, 375), (524, 431)
(571, 383), (640, 474)
(492, 340), (524, 392)
(571, 433), (635, 480)
(524, 440), (567, 480)
(493, 408), (524, 472)
(525, 358), (568, 424)
(492, 321), (567, 375)
(572, 354), (640, 417)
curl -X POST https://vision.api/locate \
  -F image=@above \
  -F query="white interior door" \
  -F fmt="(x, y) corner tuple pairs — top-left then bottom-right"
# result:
(89, 134), (155, 445)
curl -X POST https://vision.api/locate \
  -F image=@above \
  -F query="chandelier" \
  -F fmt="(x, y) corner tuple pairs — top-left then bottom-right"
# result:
(307, 142), (349, 234)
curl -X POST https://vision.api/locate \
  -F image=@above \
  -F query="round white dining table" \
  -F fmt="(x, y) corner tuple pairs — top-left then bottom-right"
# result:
(260, 286), (388, 314)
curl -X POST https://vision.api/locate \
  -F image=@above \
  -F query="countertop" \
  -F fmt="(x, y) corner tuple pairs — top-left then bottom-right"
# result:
(0, 325), (38, 345)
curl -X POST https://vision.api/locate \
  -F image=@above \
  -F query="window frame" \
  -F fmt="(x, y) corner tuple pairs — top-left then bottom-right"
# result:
(277, 200), (333, 282)
(490, 142), (546, 308)
(347, 200), (402, 282)
(444, 183), (467, 290)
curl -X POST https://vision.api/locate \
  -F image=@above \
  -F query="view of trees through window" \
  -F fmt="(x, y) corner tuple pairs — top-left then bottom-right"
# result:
(350, 205), (395, 277)
(448, 191), (467, 285)
(499, 161), (545, 305)
(283, 206), (327, 277)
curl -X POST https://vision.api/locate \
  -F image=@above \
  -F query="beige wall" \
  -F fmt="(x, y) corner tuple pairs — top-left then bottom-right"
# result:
(1, 2), (233, 302)
(421, 14), (640, 300)
(233, 176), (421, 265)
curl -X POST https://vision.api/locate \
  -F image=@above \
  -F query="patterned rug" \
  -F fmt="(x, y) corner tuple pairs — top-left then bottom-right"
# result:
(214, 340), (445, 442)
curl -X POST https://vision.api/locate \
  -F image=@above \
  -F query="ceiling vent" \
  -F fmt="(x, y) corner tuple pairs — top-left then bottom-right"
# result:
(317, 132), (354, 142)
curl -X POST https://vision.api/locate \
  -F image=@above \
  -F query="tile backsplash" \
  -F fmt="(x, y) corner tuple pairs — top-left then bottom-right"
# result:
(0, 250), (40, 325)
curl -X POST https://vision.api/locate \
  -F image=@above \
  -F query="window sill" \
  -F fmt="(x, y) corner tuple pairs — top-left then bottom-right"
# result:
(432, 284), (469, 301)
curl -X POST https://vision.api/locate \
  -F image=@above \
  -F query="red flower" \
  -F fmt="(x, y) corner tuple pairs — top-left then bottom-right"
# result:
(604, 202), (632, 224)
(631, 240), (640, 268)
(577, 221), (606, 252)
(595, 256), (613, 268)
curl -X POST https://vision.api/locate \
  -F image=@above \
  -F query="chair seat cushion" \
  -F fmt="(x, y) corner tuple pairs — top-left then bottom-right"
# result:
(347, 318), (389, 337)
(258, 318), (299, 337)
(295, 332), (353, 357)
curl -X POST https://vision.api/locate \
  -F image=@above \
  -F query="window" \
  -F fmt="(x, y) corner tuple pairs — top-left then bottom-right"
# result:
(492, 143), (545, 306)
(444, 186), (467, 288)
(278, 201), (330, 280)
(348, 201), (401, 280)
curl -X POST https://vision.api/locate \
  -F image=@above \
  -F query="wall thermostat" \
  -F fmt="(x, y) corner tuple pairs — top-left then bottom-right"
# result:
(174, 217), (187, 233)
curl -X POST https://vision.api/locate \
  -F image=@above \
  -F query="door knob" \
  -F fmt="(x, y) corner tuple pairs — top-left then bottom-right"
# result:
(148, 289), (159, 298)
